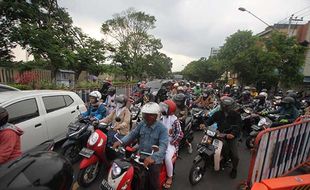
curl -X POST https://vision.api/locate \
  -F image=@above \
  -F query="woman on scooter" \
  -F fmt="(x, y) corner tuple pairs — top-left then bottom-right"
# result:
(100, 94), (131, 146)
(159, 100), (183, 189)
(82, 91), (107, 121)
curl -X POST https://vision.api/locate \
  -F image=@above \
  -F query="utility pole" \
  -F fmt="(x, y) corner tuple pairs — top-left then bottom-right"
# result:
(288, 14), (303, 36)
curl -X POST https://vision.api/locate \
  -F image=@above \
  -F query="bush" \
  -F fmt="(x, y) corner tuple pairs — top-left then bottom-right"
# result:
(9, 83), (32, 90)
(76, 81), (101, 89)
(39, 80), (57, 89)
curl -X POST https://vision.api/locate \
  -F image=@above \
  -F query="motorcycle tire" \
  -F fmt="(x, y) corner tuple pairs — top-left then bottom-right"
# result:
(246, 136), (255, 149)
(61, 143), (82, 164)
(77, 162), (101, 187)
(189, 160), (205, 185)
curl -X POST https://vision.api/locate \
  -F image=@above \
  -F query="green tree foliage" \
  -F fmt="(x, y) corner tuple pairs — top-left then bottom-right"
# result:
(182, 57), (223, 82)
(218, 30), (305, 87)
(101, 8), (171, 79)
(0, 0), (106, 79)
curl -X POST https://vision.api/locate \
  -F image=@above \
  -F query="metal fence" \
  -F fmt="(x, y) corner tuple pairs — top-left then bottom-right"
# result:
(246, 117), (310, 187)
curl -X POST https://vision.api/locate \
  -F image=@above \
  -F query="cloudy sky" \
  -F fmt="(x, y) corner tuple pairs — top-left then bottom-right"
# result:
(56, 0), (310, 72)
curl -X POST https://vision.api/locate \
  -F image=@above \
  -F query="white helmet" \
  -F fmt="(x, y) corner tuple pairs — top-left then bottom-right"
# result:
(89, 91), (102, 101)
(141, 102), (160, 115)
(173, 83), (179, 87)
(259, 92), (268, 99)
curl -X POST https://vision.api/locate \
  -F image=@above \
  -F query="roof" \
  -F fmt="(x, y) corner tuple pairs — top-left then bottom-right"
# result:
(0, 90), (75, 104)
(58, 69), (75, 73)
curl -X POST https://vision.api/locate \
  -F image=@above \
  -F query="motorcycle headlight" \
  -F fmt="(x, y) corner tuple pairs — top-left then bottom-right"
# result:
(88, 132), (99, 146)
(112, 163), (122, 178)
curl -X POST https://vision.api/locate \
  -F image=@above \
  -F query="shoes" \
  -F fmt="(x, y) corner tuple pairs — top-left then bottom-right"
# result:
(230, 169), (237, 179)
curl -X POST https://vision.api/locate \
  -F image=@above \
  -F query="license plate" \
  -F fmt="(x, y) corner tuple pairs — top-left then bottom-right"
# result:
(212, 139), (219, 148)
(79, 148), (94, 158)
(100, 179), (115, 190)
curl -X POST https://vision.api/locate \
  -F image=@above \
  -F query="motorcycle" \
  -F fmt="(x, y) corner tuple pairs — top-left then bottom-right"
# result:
(245, 116), (272, 149)
(100, 145), (177, 190)
(188, 124), (231, 185)
(179, 116), (194, 154)
(61, 116), (94, 163)
(77, 123), (122, 187)
(191, 107), (208, 131)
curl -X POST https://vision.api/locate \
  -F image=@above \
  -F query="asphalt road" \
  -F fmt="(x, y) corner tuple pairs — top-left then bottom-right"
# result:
(68, 131), (252, 190)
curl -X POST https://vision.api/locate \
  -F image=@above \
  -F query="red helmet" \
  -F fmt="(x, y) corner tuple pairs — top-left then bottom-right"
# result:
(160, 99), (177, 115)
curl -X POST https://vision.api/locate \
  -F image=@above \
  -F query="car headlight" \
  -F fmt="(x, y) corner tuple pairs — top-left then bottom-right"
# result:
(112, 163), (122, 178)
(88, 132), (99, 146)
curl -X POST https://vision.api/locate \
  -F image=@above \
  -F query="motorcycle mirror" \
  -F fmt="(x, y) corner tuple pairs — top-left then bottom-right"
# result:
(151, 145), (159, 152)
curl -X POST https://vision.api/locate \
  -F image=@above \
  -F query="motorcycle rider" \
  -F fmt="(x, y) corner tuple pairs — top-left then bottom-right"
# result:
(250, 87), (258, 98)
(113, 102), (168, 190)
(193, 84), (202, 97)
(287, 91), (302, 110)
(238, 90), (253, 105)
(171, 83), (179, 96)
(159, 100), (183, 189)
(105, 87), (117, 114)
(230, 85), (240, 99)
(0, 107), (23, 164)
(253, 92), (270, 112)
(133, 85), (155, 106)
(204, 97), (241, 179)
(194, 89), (214, 109)
(82, 91), (107, 121)
(223, 84), (231, 95)
(262, 96), (299, 127)
(173, 93), (189, 125)
(100, 95), (131, 146)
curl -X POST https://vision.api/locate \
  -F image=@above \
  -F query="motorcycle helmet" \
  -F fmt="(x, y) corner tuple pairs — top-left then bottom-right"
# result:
(89, 91), (102, 101)
(0, 151), (73, 190)
(259, 92), (268, 100)
(220, 96), (235, 112)
(0, 107), (8, 127)
(261, 89), (268, 93)
(244, 86), (251, 91)
(286, 90), (294, 95)
(115, 94), (128, 108)
(141, 102), (160, 125)
(177, 86), (184, 93)
(242, 90), (251, 98)
(159, 100), (177, 116)
(287, 92), (297, 100)
(107, 87), (116, 96)
(281, 96), (295, 105)
(173, 93), (186, 107)
(173, 83), (179, 88)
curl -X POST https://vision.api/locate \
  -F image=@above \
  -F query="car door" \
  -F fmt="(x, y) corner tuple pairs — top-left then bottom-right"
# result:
(5, 97), (49, 152)
(42, 95), (78, 142)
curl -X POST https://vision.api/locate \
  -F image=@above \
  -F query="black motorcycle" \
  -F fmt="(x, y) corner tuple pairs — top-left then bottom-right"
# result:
(179, 116), (194, 154)
(189, 125), (231, 185)
(191, 107), (208, 131)
(61, 116), (94, 163)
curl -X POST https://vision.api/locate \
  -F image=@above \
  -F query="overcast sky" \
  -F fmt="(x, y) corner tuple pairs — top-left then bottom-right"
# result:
(57, 0), (310, 72)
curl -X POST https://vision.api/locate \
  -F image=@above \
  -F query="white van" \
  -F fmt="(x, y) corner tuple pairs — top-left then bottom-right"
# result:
(0, 90), (87, 152)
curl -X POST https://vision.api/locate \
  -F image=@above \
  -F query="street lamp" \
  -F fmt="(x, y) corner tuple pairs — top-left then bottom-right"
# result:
(238, 7), (274, 29)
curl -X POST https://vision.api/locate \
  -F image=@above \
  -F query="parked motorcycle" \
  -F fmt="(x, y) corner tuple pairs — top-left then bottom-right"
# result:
(61, 116), (94, 163)
(100, 145), (177, 190)
(188, 124), (231, 185)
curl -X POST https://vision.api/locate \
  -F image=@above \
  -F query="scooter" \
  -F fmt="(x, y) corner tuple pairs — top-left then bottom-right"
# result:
(246, 116), (272, 149)
(100, 145), (177, 190)
(77, 123), (121, 187)
(61, 115), (94, 163)
(179, 116), (194, 154)
(188, 124), (231, 185)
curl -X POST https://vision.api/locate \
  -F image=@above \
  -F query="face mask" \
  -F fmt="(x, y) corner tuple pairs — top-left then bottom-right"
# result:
(116, 103), (123, 108)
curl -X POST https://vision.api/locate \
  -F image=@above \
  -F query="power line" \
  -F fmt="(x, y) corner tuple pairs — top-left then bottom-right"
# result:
(276, 5), (310, 24)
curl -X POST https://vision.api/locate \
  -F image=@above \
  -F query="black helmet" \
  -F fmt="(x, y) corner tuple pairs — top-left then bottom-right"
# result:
(220, 96), (235, 111)
(0, 151), (73, 190)
(287, 92), (297, 99)
(0, 107), (8, 126)
(286, 90), (294, 94)
(115, 94), (128, 107)
(107, 87), (116, 95)
(242, 90), (251, 97)
(281, 96), (295, 105)
(173, 93), (186, 107)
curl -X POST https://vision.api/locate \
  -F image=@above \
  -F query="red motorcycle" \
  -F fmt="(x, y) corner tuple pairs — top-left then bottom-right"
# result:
(77, 123), (120, 187)
(99, 145), (177, 190)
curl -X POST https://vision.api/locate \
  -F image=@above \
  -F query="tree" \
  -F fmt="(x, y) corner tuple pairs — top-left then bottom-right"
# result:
(101, 8), (171, 80)
(182, 57), (223, 82)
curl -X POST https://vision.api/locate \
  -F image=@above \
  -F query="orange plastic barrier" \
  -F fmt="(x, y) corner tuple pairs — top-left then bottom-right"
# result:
(251, 174), (310, 190)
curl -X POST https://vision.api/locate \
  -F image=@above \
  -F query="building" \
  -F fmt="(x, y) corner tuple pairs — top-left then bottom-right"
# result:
(210, 47), (221, 57)
(257, 22), (310, 85)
